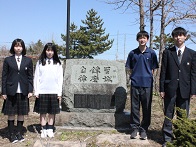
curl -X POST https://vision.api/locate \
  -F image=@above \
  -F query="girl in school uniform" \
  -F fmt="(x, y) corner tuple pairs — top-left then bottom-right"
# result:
(33, 43), (63, 138)
(1, 38), (33, 143)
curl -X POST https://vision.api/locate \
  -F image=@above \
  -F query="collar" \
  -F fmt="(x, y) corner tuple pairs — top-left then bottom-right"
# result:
(137, 46), (150, 53)
(46, 58), (53, 64)
(46, 57), (53, 60)
(15, 55), (22, 59)
(175, 45), (185, 53)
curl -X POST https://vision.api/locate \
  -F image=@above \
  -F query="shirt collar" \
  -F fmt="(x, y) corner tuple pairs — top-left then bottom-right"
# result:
(175, 45), (185, 53)
(46, 58), (53, 64)
(46, 58), (53, 61)
(137, 46), (150, 53)
(15, 55), (22, 59)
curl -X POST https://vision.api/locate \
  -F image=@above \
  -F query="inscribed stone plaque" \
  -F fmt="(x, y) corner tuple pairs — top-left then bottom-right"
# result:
(71, 65), (118, 84)
(62, 59), (127, 112)
(74, 94), (114, 109)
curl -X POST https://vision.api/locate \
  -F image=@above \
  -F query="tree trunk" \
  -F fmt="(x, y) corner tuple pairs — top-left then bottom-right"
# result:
(139, 0), (145, 31)
(149, 0), (153, 49)
(154, 0), (166, 94)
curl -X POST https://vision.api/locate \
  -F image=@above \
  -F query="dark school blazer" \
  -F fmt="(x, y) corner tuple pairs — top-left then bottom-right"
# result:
(1, 55), (33, 96)
(160, 46), (196, 98)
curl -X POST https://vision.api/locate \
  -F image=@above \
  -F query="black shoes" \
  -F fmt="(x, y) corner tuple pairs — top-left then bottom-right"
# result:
(9, 132), (25, 143)
(16, 132), (25, 142)
(9, 133), (18, 143)
(130, 129), (138, 139)
(140, 131), (147, 140)
(130, 129), (147, 140)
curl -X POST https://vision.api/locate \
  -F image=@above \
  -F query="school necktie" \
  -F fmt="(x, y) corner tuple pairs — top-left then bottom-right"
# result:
(178, 49), (182, 63)
(48, 59), (51, 64)
(17, 57), (20, 62)
(178, 49), (181, 57)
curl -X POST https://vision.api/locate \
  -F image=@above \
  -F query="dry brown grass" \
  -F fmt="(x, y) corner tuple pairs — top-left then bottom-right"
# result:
(0, 93), (195, 147)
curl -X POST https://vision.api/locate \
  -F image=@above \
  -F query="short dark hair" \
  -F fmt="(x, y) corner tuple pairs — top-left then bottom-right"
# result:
(39, 42), (61, 65)
(136, 31), (149, 40)
(10, 38), (26, 55)
(172, 27), (187, 37)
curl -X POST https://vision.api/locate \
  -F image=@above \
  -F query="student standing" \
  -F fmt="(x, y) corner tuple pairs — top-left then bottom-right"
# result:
(33, 43), (63, 138)
(159, 27), (196, 147)
(1, 38), (33, 143)
(125, 31), (159, 140)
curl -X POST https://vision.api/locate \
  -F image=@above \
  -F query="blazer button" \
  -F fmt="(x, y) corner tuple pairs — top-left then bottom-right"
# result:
(177, 79), (179, 81)
(179, 70), (181, 72)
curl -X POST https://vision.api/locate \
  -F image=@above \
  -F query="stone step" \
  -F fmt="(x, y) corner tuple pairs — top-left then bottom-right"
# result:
(55, 110), (130, 129)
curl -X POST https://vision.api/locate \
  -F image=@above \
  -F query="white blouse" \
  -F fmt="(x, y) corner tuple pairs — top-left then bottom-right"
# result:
(34, 59), (63, 96)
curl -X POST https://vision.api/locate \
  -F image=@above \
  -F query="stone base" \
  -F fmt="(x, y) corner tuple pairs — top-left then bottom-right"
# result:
(55, 110), (130, 129)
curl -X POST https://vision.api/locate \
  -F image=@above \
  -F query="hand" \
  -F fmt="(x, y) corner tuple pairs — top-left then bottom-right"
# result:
(28, 93), (33, 98)
(160, 92), (165, 99)
(190, 95), (195, 99)
(2, 95), (7, 100)
(57, 96), (61, 99)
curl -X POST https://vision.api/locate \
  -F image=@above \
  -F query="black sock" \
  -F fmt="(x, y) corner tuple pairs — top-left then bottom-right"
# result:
(17, 120), (24, 133)
(8, 120), (15, 134)
(47, 125), (53, 130)
(41, 125), (47, 130)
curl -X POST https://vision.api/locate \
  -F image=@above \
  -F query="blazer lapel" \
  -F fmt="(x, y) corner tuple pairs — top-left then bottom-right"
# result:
(11, 56), (18, 70)
(170, 47), (180, 67)
(20, 56), (26, 69)
(180, 47), (189, 65)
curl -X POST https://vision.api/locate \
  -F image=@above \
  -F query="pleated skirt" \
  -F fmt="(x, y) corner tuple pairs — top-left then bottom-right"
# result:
(33, 94), (60, 114)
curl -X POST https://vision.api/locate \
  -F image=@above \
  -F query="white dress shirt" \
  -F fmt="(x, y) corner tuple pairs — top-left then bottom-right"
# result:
(175, 45), (185, 55)
(15, 55), (22, 93)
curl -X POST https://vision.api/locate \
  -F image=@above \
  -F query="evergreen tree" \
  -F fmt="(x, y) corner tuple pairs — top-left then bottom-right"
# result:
(167, 108), (196, 147)
(61, 23), (83, 58)
(61, 9), (114, 59)
(153, 34), (174, 50)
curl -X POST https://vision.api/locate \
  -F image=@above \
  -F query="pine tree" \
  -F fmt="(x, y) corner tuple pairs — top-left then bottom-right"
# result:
(79, 9), (114, 58)
(167, 108), (196, 147)
(61, 23), (82, 58)
(61, 9), (114, 59)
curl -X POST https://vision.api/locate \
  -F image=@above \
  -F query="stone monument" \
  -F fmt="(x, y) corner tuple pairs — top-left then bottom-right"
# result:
(56, 59), (130, 128)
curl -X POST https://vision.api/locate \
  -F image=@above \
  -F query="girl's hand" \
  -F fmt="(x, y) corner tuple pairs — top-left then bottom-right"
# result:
(160, 92), (165, 99)
(190, 95), (195, 99)
(57, 96), (61, 99)
(2, 95), (7, 100)
(28, 93), (33, 98)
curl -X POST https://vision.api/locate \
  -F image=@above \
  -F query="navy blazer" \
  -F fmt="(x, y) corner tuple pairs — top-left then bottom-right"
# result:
(2, 55), (33, 96)
(160, 46), (196, 98)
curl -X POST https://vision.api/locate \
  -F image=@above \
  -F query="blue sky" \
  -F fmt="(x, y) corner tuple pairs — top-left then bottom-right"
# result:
(0, 0), (195, 60)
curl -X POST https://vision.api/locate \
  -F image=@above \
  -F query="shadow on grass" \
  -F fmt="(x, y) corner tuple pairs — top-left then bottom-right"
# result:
(27, 124), (41, 134)
(147, 129), (163, 144)
(27, 123), (56, 134)
(0, 126), (9, 140)
(0, 126), (27, 140)
(114, 128), (163, 145)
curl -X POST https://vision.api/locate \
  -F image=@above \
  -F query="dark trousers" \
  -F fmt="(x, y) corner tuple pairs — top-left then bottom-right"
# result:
(130, 86), (152, 132)
(162, 88), (190, 142)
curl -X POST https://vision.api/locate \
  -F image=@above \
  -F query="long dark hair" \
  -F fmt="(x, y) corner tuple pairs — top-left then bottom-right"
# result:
(39, 43), (61, 65)
(10, 38), (26, 55)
